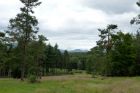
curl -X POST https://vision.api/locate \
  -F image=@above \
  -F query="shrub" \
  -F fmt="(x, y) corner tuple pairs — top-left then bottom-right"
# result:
(28, 75), (37, 83)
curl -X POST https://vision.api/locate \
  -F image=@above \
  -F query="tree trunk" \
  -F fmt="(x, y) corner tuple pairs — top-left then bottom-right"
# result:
(21, 42), (26, 81)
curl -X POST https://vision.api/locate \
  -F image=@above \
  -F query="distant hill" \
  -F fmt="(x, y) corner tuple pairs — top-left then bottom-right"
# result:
(60, 49), (65, 53)
(60, 49), (88, 53)
(69, 49), (88, 53)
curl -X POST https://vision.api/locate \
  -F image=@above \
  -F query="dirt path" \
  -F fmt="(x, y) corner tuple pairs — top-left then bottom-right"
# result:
(41, 74), (92, 81)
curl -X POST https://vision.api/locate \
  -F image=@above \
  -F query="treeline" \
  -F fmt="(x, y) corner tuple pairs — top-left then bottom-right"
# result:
(70, 52), (87, 70)
(0, 35), (75, 78)
(0, 32), (86, 79)
(45, 44), (76, 75)
(86, 25), (140, 76)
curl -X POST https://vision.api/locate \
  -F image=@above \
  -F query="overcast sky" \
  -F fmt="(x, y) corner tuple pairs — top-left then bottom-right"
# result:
(0, 0), (139, 50)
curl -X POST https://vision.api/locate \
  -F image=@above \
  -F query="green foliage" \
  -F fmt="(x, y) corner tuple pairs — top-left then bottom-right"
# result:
(86, 47), (107, 75)
(97, 24), (118, 54)
(86, 24), (139, 76)
(27, 74), (37, 83)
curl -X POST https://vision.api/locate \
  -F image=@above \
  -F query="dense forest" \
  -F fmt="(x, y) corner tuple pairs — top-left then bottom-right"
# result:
(0, 0), (140, 82)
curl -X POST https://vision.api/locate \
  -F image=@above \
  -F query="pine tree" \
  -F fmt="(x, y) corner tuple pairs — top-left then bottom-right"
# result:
(7, 0), (41, 80)
(97, 24), (117, 54)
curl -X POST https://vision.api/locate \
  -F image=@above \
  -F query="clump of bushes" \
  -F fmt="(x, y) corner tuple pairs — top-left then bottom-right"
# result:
(27, 74), (38, 83)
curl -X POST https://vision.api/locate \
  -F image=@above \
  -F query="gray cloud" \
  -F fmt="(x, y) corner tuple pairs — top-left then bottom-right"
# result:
(83, 0), (138, 14)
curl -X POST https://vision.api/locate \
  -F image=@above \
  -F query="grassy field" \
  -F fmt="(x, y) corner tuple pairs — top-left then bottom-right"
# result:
(0, 74), (140, 93)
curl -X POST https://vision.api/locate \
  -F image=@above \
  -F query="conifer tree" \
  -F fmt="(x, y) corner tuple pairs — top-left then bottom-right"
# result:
(8, 0), (41, 80)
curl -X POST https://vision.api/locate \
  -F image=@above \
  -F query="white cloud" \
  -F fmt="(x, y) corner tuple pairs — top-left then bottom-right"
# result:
(36, 0), (107, 30)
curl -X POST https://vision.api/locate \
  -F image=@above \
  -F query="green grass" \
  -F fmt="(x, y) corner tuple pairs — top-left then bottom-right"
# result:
(0, 74), (140, 93)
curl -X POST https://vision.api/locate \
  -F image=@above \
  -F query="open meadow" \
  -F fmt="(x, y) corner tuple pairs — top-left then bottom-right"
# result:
(0, 74), (140, 93)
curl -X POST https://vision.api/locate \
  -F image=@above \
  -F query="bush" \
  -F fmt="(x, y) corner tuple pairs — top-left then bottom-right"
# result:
(28, 75), (37, 83)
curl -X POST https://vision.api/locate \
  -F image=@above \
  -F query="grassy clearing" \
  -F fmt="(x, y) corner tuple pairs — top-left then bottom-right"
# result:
(0, 74), (140, 93)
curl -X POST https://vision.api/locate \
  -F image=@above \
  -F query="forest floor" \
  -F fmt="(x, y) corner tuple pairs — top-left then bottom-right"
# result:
(0, 74), (140, 93)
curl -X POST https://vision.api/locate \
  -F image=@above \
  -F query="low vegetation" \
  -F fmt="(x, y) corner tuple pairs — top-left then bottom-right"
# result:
(0, 74), (140, 93)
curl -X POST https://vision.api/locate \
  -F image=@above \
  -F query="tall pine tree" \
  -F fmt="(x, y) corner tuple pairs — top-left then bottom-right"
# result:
(7, 0), (41, 80)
